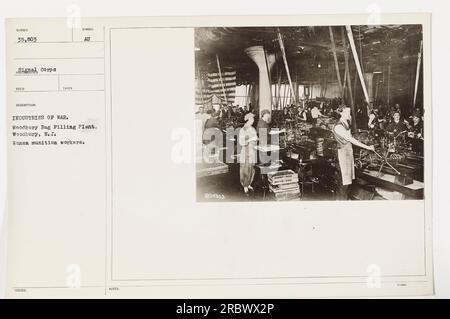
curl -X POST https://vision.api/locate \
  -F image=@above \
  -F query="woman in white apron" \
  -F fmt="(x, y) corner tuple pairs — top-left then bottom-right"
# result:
(333, 107), (375, 200)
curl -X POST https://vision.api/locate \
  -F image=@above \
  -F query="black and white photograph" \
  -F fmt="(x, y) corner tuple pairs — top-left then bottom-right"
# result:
(195, 25), (425, 202)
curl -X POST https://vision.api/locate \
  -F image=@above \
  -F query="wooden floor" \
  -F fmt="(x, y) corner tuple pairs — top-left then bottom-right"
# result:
(196, 163), (335, 202)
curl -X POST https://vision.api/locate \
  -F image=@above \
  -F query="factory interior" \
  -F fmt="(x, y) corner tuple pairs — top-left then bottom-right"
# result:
(195, 25), (424, 201)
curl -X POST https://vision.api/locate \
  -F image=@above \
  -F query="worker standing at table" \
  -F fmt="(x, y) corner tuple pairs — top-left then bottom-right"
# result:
(406, 109), (424, 153)
(256, 109), (271, 146)
(333, 107), (375, 200)
(310, 103), (324, 126)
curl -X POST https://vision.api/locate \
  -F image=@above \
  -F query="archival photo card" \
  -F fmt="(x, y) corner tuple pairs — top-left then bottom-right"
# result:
(4, 13), (433, 298)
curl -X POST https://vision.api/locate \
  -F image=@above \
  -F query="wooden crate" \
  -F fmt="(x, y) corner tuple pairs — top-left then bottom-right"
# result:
(268, 169), (298, 185)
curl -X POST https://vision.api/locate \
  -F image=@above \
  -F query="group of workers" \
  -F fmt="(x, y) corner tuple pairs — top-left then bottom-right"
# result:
(197, 99), (424, 199)
(368, 105), (424, 139)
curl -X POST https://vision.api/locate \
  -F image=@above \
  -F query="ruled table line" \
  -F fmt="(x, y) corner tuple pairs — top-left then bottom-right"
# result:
(13, 57), (104, 60)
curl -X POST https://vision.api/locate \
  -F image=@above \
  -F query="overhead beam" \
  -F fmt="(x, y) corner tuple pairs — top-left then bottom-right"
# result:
(345, 25), (370, 105)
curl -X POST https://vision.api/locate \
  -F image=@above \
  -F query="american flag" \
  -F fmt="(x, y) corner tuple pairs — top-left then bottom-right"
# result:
(196, 69), (236, 106)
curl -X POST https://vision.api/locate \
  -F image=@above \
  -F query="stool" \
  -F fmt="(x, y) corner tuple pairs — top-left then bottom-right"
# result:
(299, 176), (318, 196)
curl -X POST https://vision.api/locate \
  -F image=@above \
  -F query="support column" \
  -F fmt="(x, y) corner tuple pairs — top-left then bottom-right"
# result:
(245, 46), (276, 116)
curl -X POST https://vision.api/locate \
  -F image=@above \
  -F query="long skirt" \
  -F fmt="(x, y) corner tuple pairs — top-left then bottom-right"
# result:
(240, 162), (255, 188)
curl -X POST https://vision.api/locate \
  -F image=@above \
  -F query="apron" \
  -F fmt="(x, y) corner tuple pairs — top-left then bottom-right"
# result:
(337, 143), (355, 186)
(333, 122), (355, 186)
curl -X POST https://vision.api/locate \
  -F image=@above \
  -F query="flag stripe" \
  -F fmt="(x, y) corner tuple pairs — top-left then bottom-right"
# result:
(196, 68), (237, 105)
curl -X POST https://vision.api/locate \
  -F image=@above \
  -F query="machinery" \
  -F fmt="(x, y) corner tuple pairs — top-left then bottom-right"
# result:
(354, 129), (424, 184)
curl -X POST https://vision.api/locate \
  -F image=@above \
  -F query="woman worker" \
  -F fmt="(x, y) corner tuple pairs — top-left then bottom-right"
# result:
(406, 109), (424, 153)
(407, 109), (424, 139)
(333, 107), (375, 200)
(238, 113), (258, 194)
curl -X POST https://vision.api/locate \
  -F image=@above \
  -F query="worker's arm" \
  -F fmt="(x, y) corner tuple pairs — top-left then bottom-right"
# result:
(301, 112), (307, 121)
(368, 114), (375, 127)
(334, 125), (375, 151)
(348, 136), (375, 151)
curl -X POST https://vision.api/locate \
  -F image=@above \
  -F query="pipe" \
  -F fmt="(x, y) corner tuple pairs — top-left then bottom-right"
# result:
(413, 40), (423, 107)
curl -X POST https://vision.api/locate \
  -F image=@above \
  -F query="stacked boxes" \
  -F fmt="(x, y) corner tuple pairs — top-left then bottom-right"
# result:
(267, 170), (300, 201)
